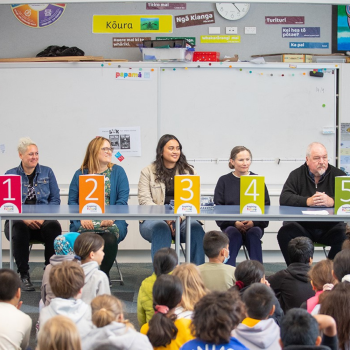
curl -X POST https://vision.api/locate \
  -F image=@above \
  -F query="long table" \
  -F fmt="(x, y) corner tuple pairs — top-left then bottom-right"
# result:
(185, 205), (347, 262)
(0, 205), (181, 268)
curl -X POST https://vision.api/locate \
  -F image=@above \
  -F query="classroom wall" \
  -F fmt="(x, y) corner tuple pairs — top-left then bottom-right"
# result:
(0, 2), (332, 62)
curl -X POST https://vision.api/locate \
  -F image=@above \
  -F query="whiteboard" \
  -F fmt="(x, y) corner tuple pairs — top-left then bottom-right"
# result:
(0, 63), (158, 185)
(0, 63), (337, 186)
(159, 67), (337, 185)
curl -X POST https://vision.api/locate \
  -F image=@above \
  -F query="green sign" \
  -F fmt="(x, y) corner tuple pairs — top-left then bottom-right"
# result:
(240, 176), (265, 214)
(335, 176), (350, 215)
(156, 36), (196, 46)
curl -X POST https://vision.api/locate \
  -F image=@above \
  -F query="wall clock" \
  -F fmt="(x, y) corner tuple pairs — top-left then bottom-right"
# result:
(216, 3), (250, 21)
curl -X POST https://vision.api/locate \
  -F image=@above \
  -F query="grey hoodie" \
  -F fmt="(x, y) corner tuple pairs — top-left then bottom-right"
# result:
(81, 321), (153, 350)
(41, 254), (76, 306)
(39, 298), (93, 338)
(231, 318), (281, 350)
(81, 261), (111, 304)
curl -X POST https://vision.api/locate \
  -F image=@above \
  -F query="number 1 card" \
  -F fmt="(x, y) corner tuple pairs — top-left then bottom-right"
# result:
(79, 175), (105, 214)
(0, 175), (22, 213)
(240, 175), (265, 214)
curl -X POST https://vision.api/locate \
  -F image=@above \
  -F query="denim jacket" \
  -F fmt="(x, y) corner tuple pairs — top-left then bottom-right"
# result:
(5, 163), (60, 205)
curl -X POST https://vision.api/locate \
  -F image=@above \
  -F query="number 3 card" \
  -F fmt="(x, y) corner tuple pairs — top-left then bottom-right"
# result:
(240, 175), (265, 214)
(79, 175), (105, 213)
(174, 175), (200, 214)
(0, 175), (22, 213)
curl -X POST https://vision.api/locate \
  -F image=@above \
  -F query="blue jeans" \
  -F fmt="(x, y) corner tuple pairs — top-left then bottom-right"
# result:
(224, 226), (263, 266)
(139, 220), (205, 265)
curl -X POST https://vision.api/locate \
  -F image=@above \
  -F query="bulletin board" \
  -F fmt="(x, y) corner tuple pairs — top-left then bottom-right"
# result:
(0, 62), (338, 186)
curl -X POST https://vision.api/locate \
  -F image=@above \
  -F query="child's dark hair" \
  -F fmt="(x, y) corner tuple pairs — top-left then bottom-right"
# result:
(147, 274), (183, 347)
(50, 260), (85, 298)
(333, 249), (350, 282)
(342, 238), (350, 251)
(0, 269), (21, 301)
(203, 230), (229, 258)
(242, 283), (275, 320)
(153, 247), (178, 277)
(74, 232), (104, 261)
(280, 308), (319, 347)
(288, 236), (314, 264)
(308, 259), (334, 291)
(234, 260), (264, 290)
(191, 289), (245, 344)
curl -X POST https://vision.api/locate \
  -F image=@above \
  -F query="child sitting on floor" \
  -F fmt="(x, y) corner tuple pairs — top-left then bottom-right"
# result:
(82, 294), (152, 350)
(74, 232), (110, 304)
(137, 247), (178, 327)
(180, 289), (248, 350)
(232, 283), (281, 350)
(198, 230), (236, 291)
(39, 260), (93, 338)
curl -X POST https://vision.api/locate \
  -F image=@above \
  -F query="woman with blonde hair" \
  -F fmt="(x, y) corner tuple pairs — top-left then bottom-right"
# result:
(81, 295), (152, 350)
(37, 315), (81, 350)
(172, 263), (208, 318)
(68, 136), (129, 279)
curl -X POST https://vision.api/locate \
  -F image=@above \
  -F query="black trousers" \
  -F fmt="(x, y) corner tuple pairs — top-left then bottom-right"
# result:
(96, 231), (118, 277)
(277, 221), (346, 265)
(5, 220), (61, 275)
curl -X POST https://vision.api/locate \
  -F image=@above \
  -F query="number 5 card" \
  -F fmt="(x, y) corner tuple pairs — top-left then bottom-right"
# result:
(240, 175), (265, 214)
(174, 175), (200, 214)
(79, 175), (105, 214)
(0, 175), (22, 213)
(335, 176), (350, 215)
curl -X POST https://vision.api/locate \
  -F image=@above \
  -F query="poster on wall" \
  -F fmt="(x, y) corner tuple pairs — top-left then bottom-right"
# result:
(332, 5), (350, 52)
(99, 127), (141, 157)
(11, 4), (65, 28)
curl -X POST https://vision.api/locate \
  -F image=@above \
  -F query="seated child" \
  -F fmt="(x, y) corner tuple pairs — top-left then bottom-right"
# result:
(173, 263), (208, 319)
(198, 230), (236, 291)
(180, 289), (248, 350)
(39, 260), (93, 338)
(267, 237), (315, 313)
(41, 232), (80, 306)
(332, 249), (350, 283)
(232, 283), (280, 350)
(137, 247), (178, 327)
(279, 309), (337, 350)
(37, 315), (82, 350)
(233, 259), (284, 325)
(82, 294), (152, 350)
(301, 259), (334, 314)
(141, 274), (194, 350)
(74, 232), (110, 304)
(0, 269), (32, 350)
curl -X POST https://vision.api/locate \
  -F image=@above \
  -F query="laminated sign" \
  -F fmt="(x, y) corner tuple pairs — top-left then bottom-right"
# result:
(79, 175), (105, 214)
(240, 175), (265, 214)
(335, 176), (350, 215)
(0, 175), (22, 213)
(174, 175), (200, 214)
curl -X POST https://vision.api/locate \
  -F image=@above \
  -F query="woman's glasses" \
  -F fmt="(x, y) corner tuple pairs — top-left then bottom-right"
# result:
(101, 147), (113, 153)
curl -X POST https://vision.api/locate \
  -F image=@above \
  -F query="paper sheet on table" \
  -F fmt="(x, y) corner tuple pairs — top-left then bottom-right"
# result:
(302, 210), (329, 215)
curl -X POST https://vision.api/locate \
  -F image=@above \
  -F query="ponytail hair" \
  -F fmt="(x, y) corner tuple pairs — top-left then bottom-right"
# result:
(147, 274), (183, 347)
(73, 232), (104, 261)
(91, 295), (133, 329)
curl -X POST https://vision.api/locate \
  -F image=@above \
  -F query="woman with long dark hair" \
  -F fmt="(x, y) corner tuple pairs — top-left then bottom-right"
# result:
(138, 134), (205, 265)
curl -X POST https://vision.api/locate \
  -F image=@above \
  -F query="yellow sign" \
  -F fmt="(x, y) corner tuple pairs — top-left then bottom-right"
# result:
(240, 175), (265, 214)
(93, 15), (173, 33)
(200, 35), (240, 43)
(174, 175), (200, 214)
(79, 175), (105, 214)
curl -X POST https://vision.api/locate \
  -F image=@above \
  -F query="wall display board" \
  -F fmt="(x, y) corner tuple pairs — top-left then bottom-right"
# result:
(0, 63), (337, 187)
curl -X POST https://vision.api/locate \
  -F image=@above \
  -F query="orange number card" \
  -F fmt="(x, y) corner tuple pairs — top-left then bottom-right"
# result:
(79, 175), (105, 213)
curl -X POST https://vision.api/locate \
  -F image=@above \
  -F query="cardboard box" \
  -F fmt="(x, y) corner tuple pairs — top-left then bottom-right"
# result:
(282, 54), (312, 63)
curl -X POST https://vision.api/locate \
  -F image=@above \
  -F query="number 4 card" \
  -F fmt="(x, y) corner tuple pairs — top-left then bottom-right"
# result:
(79, 175), (105, 214)
(0, 175), (22, 213)
(240, 175), (265, 214)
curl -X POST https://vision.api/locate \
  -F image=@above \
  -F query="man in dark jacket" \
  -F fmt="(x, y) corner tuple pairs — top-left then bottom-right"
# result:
(278, 142), (346, 265)
(267, 237), (315, 313)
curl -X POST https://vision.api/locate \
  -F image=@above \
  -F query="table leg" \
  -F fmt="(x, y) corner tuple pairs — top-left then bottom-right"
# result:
(186, 216), (191, 262)
(175, 217), (180, 259)
(9, 220), (13, 270)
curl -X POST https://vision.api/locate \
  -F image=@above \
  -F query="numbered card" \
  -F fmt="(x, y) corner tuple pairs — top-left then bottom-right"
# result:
(240, 175), (265, 214)
(0, 175), (22, 213)
(79, 175), (105, 214)
(174, 175), (200, 214)
(334, 176), (350, 215)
